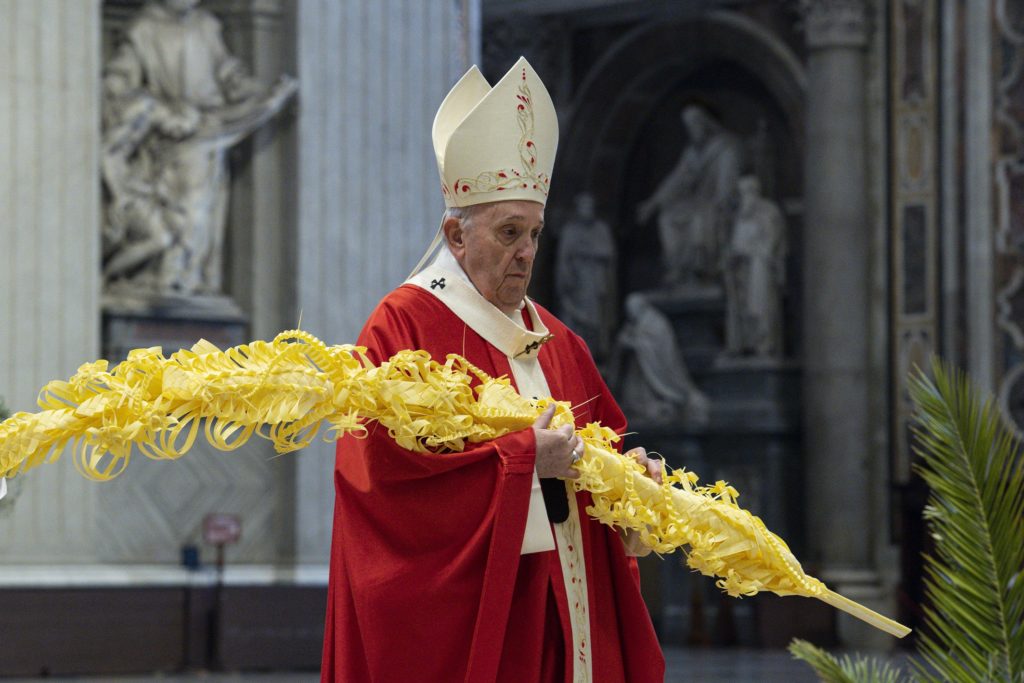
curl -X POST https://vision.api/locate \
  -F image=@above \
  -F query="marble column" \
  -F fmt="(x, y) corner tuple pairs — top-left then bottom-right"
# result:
(0, 0), (102, 562)
(964, 0), (995, 392)
(801, 0), (884, 646)
(291, 0), (472, 563)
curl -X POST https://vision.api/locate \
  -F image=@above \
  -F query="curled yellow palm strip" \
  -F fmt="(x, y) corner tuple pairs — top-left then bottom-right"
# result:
(0, 330), (908, 638)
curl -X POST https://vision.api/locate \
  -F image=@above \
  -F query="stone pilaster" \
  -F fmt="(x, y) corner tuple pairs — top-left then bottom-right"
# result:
(801, 0), (885, 646)
(0, 0), (102, 562)
(291, 0), (471, 564)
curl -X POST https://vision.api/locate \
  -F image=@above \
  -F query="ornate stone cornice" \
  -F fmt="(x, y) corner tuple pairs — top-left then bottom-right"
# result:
(801, 0), (868, 49)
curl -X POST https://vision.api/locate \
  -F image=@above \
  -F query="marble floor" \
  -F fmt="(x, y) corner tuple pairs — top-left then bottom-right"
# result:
(0, 648), (823, 682)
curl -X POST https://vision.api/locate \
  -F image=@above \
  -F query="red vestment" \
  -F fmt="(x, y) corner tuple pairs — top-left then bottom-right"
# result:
(321, 284), (664, 682)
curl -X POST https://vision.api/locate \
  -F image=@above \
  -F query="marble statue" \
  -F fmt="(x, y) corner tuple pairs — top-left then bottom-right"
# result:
(101, 0), (297, 304)
(555, 192), (617, 359)
(607, 293), (710, 426)
(635, 105), (742, 289)
(722, 176), (787, 358)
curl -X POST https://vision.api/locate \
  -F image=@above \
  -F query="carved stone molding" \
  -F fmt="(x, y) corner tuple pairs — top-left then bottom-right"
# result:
(801, 0), (868, 49)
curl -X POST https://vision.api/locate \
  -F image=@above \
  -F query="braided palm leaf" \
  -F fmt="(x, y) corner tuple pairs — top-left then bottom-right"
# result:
(0, 330), (909, 637)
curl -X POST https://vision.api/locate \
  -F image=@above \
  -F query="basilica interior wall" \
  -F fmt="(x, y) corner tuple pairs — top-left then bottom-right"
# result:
(1, 0), (1022, 672)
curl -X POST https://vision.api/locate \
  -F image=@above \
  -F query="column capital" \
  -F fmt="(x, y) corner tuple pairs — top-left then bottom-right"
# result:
(801, 0), (868, 49)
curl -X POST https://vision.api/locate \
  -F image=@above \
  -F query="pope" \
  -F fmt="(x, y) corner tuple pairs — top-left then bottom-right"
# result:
(320, 58), (666, 682)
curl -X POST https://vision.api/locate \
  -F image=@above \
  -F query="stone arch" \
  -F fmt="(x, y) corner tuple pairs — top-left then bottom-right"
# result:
(543, 12), (807, 349)
(557, 11), (806, 209)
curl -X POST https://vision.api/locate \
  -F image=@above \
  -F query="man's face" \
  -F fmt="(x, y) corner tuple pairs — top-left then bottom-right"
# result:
(446, 200), (545, 315)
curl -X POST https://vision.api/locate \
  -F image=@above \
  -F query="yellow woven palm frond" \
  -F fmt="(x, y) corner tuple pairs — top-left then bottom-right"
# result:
(0, 330), (909, 639)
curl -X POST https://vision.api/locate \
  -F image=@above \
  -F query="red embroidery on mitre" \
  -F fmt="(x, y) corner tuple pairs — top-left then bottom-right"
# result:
(452, 70), (551, 199)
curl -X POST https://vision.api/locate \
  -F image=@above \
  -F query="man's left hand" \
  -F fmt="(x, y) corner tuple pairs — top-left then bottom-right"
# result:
(624, 446), (663, 484)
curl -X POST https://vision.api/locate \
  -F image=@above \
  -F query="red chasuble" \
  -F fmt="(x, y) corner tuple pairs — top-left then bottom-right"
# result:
(321, 284), (664, 683)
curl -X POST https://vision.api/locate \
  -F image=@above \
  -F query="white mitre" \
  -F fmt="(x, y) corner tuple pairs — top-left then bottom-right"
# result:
(409, 57), (558, 277)
(433, 56), (558, 208)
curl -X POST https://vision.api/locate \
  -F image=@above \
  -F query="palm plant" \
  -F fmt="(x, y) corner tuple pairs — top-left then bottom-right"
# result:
(791, 360), (1024, 682)
(789, 638), (908, 683)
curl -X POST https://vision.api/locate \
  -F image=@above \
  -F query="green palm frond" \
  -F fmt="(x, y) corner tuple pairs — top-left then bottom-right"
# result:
(908, 361), (1024, 682)
(789, 639), (910, 683)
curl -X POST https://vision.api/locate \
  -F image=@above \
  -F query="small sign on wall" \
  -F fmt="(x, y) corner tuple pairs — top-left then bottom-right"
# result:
(203, 513), (242, 546)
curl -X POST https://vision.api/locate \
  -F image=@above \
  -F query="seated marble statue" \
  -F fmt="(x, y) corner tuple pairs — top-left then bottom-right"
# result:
(607, 293), (710, 425)
(635, 105), (742, 289)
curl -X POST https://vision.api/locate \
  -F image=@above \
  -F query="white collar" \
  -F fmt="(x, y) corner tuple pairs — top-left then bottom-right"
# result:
(406, 248), (552, 359)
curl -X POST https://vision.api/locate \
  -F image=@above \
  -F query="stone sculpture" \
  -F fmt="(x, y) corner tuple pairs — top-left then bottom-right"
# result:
(636, 105), (742, 290)
(101, 0), (297, 304)
(722, 176), (787, 358)
(555, 192), (617, 359)
(607, 293), (710, 426)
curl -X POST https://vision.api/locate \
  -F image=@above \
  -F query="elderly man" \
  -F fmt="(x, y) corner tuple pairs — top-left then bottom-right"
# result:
(321, 58), (665, 683)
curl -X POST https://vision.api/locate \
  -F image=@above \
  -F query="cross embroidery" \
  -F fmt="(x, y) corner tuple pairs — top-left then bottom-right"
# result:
(430, 278), (446, 290)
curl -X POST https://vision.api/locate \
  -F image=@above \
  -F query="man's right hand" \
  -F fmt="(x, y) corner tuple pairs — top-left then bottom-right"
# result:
(532, 404), (581, 480)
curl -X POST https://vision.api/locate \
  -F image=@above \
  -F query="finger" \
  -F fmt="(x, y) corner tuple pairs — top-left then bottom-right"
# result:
(568, 434), (581, 452)
(557, 424), (574, 441)
(562, 467), (580, 480)
(533, 404), (556, 429)
(647, 459), (664, 485)
(625, 446), (647, 463)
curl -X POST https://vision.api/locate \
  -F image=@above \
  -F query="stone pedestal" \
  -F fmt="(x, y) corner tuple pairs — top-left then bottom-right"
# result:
(706, 357), (802, 431)
(103, 299), (249, 362)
